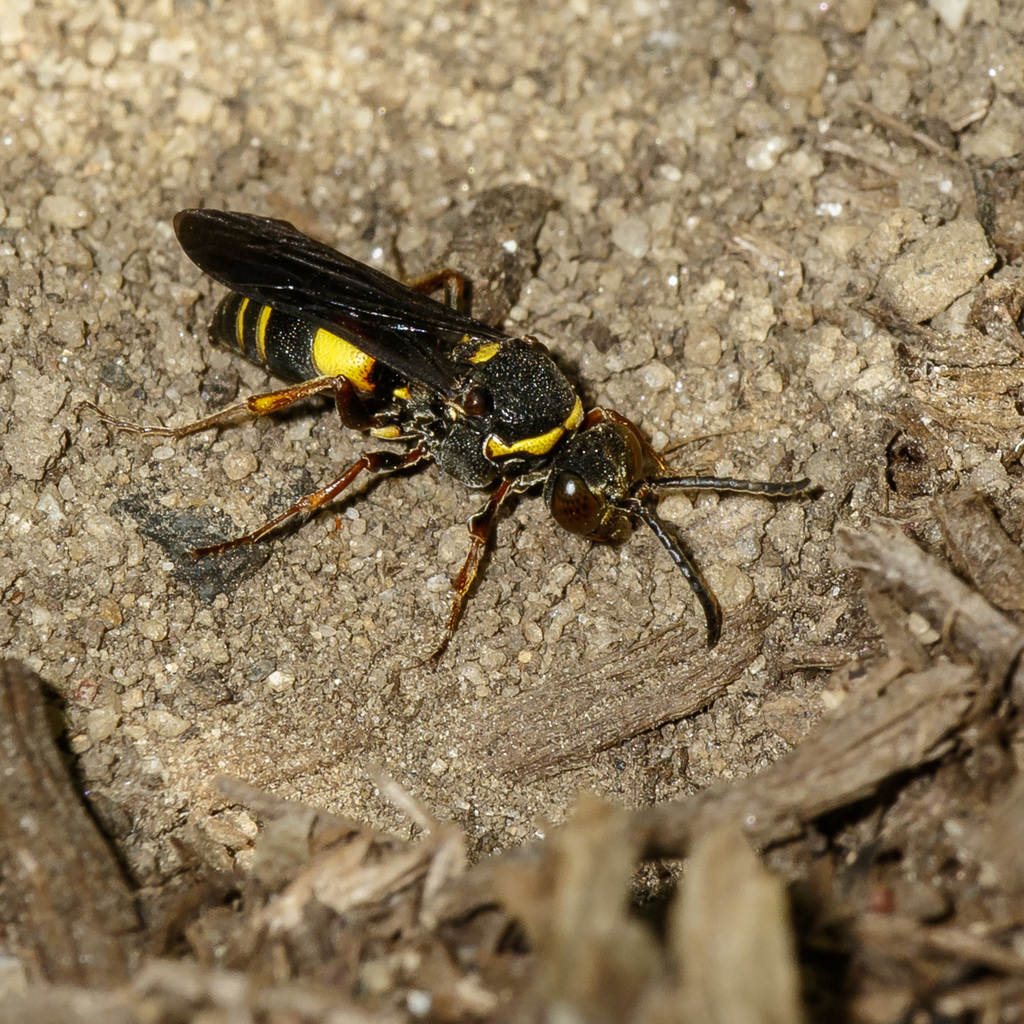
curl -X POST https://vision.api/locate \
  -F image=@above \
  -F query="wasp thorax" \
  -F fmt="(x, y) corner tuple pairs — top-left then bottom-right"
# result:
(473, 338), (578, 442)
(544, 420), (646, 543)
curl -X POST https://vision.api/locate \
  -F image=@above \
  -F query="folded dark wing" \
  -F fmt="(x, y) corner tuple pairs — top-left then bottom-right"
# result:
(174, 209), (507, 397)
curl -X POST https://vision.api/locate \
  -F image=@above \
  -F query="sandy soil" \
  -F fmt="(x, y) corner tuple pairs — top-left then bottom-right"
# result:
(0, 0), (1020, 907)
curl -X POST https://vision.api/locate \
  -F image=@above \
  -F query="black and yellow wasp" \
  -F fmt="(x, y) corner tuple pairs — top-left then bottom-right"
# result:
(84, 209), (812, 657)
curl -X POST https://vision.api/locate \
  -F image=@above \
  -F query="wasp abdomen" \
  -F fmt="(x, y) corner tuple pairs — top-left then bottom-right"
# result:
(210, 294), (382, 393)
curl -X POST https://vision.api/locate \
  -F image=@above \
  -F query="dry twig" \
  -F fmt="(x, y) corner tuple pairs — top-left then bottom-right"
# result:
(0, 660), (139, 984)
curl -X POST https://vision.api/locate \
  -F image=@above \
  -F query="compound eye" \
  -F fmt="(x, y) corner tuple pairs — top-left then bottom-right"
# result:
(463, 385), (493, 418)
(549, 471), (604, 537)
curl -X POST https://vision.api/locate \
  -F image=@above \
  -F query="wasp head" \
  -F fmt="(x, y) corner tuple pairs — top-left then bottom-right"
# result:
(545, 415), (722, 644)
(544, 413), (812, 648)
(544, 419), (650, 542)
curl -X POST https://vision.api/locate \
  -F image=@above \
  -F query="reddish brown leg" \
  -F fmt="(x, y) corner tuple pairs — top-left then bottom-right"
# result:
(79, 376), (372, 438)
(327, 376), (375, 431)
(407, 268), (467, 311)
(430, 478), (514, 665)
(194, 445), (429, 556)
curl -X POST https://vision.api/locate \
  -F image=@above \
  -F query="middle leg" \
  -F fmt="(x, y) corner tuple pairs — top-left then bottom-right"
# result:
(194, 444), (429, 557)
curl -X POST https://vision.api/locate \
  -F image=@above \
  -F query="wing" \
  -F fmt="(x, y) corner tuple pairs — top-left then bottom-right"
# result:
(173, 209), (508, 397)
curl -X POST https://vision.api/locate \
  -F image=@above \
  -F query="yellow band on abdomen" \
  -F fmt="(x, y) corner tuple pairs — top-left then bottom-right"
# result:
(311, 328), (377, 391)
(234, 297), (249, 351)
(255, 304), (272, 361)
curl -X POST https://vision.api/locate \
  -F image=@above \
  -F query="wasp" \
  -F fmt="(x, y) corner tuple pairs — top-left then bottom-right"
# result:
(83, 209), (813, 659)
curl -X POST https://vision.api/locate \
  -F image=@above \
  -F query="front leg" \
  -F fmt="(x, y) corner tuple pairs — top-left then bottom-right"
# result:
(430, 478), (514, 665)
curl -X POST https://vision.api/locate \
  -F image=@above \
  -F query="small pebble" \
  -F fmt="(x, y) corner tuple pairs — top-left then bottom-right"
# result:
(684, 322), (723, 367)
(266, 670), (295, 692)
(69, 733), (92, 754)
(840, 0), (874, 32)
(611, 217), (651, 260)
(87, 37), (117, 68)
(0, 6), (26, 45)
(85, 707), (121, 742)
(49, 311), (86, 349)
(37, 194), (93, 229)
(139, 618), (168, 641)
(359, 961), (395, 996)
(877, 218), (995, 323)
(176, 86), (215, 123)
(222, 452), (258, 481)
(767, 34), (828, 95)
(641, 361), (674, 391)
(148, 709), (191, 738)
(204, 810), (258, 847)
(960, 97), (1024, 164)
(745, 135), (788, 172)
(709, 565), (754, 611)
(929, 0), (970, 31)
(407, 991), (432, 1017)
(96, 597), (123, 627)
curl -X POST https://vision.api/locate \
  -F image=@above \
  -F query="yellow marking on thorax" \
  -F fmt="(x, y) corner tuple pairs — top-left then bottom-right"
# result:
(311, 328), (376, 391)
(484, 396), (584, 460)
(393, 386), (411, 401)
(466, 341), (500, 364)
(565, 396), (584, 431)
(255, 304), (272, 361)
(486, 423), (564, 459)
(234, 297), (249, 351)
